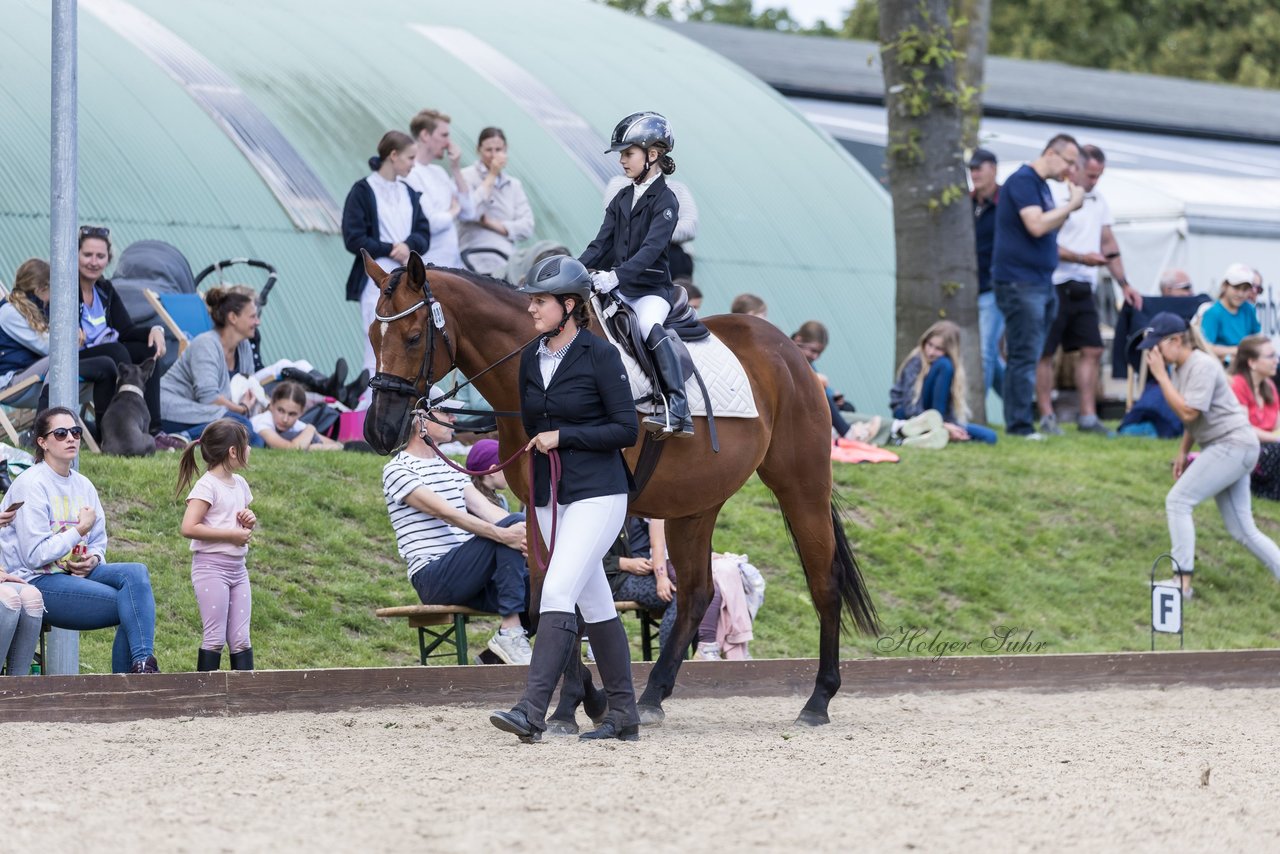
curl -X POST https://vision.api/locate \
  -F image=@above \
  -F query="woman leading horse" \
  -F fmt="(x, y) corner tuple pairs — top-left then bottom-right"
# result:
(362, 250), (877, 726)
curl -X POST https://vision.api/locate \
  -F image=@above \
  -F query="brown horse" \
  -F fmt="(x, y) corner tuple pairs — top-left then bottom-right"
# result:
(362, 251), (877, 725)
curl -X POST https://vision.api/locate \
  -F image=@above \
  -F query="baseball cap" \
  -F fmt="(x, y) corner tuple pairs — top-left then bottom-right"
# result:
(1223, 262), (1256, 287)
(465, 439), (500, 473)
(426, 384), (463, 410)
(1135, 313), (1189, 350)
(967, 148), (997, 168)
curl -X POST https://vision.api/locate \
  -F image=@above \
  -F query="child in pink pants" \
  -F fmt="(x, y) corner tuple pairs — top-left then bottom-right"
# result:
(177, 419), (258, 671)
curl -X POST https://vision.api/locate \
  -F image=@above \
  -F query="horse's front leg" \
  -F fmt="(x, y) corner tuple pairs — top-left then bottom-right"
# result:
(636, 508), (721, 725)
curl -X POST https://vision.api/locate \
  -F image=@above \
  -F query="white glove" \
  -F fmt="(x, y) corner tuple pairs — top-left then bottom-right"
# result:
(590, 270), (619, 294)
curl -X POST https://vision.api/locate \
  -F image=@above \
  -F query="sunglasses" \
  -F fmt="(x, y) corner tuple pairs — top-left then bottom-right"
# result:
(42, 426), (83, 441)
(78, 225), (110, 239)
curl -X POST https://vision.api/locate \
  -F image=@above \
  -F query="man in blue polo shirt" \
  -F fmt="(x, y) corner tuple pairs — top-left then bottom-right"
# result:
(991, 134), (1085, 437)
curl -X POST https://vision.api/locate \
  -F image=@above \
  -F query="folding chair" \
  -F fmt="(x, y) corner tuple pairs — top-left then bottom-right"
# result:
(144, 289), (213, 355)
(0, 372), (99, 452)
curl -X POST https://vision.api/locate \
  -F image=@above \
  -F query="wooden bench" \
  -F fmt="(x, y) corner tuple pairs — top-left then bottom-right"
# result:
(375, 601), (668, 666)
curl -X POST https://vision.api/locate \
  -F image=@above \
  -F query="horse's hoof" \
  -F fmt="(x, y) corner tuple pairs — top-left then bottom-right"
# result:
(637, 704), (665, 726)
(545, 718), (580, 736)
(794, 709), (830, 727)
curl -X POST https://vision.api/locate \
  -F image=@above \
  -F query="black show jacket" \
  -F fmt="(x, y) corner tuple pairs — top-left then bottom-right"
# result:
(579, 175), (679, 300)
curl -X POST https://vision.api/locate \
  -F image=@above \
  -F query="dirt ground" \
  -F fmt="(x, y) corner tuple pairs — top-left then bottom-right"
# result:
(8, 685), (1279, 852)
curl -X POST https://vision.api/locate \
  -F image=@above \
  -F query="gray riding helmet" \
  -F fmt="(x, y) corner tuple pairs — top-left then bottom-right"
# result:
(519, 255), (592, 302)
(605, 111), (675, 153)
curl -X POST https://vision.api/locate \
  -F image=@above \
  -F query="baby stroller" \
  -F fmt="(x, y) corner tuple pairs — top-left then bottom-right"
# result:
(111, 239), (278, 371)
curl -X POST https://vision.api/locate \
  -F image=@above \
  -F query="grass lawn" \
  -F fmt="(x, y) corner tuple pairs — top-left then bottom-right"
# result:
(63, 433), (1280, 673)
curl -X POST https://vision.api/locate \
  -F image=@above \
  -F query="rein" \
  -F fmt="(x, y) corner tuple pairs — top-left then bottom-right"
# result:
(419, 426), (561, 575)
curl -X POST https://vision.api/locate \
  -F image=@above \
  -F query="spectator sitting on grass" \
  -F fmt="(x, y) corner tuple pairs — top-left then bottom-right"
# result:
(890, 321), (997, 445)
(251, 381), (342, 451)
(791, 320), (882, 443)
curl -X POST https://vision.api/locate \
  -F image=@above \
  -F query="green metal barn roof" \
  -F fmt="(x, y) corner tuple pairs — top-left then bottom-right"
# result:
(1, 0), (893, 412)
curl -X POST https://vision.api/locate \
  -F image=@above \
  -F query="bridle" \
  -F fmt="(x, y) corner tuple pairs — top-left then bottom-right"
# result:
(369, 267), (534, 423)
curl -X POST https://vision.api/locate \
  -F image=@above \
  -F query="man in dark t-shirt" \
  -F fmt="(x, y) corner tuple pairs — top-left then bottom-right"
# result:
(991, 134), (1085, 437)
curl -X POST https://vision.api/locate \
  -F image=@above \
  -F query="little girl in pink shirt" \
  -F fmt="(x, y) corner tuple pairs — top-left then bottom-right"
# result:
(177, 419), (257, 672)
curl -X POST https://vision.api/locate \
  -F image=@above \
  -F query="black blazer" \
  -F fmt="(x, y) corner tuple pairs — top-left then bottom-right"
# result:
(579, 176), (679, 300)
(519, 331), (638, 506)
(341, 178), (432, 302)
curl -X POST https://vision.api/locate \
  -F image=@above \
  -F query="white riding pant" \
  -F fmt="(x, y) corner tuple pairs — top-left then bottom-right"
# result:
(616, 292), (670, 342)
(535, 493), (628, 623)
(360, 278), (380, 378)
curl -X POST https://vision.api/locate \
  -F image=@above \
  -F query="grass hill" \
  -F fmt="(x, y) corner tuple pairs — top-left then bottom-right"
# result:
(67, 434), (1280, 673)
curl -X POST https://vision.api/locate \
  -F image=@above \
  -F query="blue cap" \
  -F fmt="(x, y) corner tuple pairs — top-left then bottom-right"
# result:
(1136, 312), (1189, 350)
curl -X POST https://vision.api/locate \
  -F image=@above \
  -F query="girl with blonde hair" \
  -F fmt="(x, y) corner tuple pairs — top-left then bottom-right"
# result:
(890, 321), (997, 444)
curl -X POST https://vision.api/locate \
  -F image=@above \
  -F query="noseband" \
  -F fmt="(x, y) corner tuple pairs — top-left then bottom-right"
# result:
(370, 268), (535, 423)
(369, 270), (454, 410)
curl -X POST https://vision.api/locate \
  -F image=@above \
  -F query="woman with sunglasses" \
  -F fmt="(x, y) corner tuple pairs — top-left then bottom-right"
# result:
(0, 407), (159, 673)
(1200, 262), (1263, 364)
(76, 225), (174, 435)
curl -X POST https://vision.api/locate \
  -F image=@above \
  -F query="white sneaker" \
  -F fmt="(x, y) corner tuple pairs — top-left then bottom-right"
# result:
(696, 642), (722, 661)
(488, 628), (532, 665)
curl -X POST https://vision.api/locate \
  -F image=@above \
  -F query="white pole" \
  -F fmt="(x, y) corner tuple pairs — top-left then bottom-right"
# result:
(47, 0), (80, 676)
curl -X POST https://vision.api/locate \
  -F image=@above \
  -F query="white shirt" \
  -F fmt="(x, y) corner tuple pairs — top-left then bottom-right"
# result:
(365, 172), (413, 278)
(405, 162), (474, 268)
(536, 328), (580, 387)
(382, 451), (473, 579)
(1051, 183), (1113, 288)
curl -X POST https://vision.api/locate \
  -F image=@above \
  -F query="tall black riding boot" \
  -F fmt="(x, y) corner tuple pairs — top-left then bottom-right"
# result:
(341, 369), (371, 410)
(490, 611), (578, 743)
(229, 648), (254, 671)
(323, 358), (349, 398)
(579, 617), (641, 742)
(197, 648), (222, 672)
(641, 328), (694, 439)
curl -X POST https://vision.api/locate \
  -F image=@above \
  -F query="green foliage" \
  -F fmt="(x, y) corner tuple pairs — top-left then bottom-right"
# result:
(845, 0), (1278, 90)
(597, 0), (843, 35)
(62, 434), (1280, 673)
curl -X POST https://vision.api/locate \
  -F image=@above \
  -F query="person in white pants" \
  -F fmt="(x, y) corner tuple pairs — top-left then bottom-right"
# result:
(489, 255), (641, 743)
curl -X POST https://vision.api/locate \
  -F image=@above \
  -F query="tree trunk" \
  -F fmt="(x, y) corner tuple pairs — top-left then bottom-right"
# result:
(951, 0), (990, 152)
(879, 0), (985, 423)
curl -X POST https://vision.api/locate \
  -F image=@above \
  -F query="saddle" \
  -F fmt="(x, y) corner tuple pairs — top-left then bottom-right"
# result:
(596, 288), (709, 388)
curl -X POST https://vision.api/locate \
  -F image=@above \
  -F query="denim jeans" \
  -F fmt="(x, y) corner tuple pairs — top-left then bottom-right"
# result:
(978, 290), (1006, 396)
(411, 513), (528, 617)
(159, 412), (265, 447)
(917, 356), (998, 444)
(30, 563), (156, 673)
(994, 280), (1057, 435)
(1166, 441), (1280, 579)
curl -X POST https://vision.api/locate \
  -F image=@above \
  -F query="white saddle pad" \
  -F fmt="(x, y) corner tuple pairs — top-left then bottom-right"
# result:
(595, 303), (758, 419)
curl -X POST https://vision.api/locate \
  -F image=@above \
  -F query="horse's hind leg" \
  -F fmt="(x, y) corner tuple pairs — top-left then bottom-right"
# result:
(636, 508), (721, 725)
(756, 470), (845, 726)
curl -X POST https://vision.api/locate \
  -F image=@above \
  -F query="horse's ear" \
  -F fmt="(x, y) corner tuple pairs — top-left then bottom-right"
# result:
(361, 249), (388, 288)
(407, 251), (426, 291)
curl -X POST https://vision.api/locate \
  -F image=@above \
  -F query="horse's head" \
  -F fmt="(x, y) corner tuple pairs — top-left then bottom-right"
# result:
(363, 250), (455, 454)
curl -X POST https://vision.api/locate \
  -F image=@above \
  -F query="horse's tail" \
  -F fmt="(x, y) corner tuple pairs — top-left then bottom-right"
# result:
(780, 491), (879, 636)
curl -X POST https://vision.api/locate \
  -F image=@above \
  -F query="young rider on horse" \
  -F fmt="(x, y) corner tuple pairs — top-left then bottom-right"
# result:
(580, 111), (693, 439)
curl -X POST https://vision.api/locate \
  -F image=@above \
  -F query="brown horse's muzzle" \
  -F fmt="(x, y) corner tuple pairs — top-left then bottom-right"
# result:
(364, 387), (414, 454)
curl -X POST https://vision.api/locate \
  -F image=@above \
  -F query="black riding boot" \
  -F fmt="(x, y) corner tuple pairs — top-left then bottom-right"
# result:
(196, 648), (222, 672)
(490, 611), (578, 743)
(341, 369), (370, 409)
(229, 648), (254, 671)
(323, 358), (348, 398)
(579, 617), (641, 742)
(642, 328), (694, 439)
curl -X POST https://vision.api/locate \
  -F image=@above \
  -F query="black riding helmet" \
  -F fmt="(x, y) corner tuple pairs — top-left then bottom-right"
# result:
(605, 111), (675, 154)
(520, 255), (592, 336)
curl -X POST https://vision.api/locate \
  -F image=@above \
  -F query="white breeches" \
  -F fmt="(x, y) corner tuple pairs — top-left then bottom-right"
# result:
(616, 292), (670, 341)
(535, 494), (628, 623)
